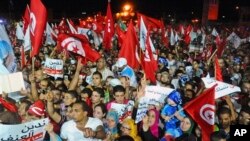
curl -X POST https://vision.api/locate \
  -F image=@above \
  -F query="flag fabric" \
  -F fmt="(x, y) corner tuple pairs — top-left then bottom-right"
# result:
(16, 22), (24, 40)
(22, 5), (30, 34)
(215, 56), (223, 81)
(184, 85), (217, 141)
(66, 19), (77, 34)
(227, 32), (241, 49)
(57, 33), (101, 62)
(208, 0), (219, 20)
(30, 0), (47, 57)
(23, 26), (31, 52)
(137, 13), (162, 30)
(141, 32), (157, 84)
(139, 17), (156, 53)
(45, 23), (56, 46)
(119, 21), (140, 69)
(202, 77), (241, 99)
(115, 24), (126, 48)
(103, 1), (114, 50)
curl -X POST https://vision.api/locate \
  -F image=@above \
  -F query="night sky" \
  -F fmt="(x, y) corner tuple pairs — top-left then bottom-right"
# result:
(0, 0), (249, 22)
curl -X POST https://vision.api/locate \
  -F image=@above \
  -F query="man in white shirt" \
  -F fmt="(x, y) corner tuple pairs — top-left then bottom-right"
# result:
(60, 102), (106, 141)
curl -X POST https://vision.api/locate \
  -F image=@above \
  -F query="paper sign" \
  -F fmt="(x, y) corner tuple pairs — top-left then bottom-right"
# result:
(202, 77), (241, 99)
(0, 72), (25, 94)
(0, 118), (49, 141)
(145, 85), (174, 103)
(44, 58), (63, 78)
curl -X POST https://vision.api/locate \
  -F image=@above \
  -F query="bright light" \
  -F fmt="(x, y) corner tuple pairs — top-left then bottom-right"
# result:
(123, 4), (131, 11)
(235, 6), (239, 10)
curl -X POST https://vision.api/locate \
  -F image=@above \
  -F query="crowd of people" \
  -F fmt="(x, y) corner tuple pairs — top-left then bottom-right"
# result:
(0, 17), (250, 141)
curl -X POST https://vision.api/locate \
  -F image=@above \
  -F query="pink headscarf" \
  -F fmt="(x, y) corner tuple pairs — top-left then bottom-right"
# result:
(148, 108), (160, 138)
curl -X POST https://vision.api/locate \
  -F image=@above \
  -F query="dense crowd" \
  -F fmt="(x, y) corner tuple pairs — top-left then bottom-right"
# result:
(0, 19), (250, 141)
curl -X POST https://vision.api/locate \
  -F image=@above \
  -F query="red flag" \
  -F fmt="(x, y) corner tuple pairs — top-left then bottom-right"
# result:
(208, 0), (219, 20)
(57, 34), (101, 62)
(141, 32), (157, 84)
(30, 0), (47, 57)
(216, 37), (226, 58)
(0, 97), (18, 112)
(119, 21), (140, 69)
(137, 13), (162, 30)
(116, 25), (126, 48)
(103, 1), (114, 50)
(184, 85), (216, 141)
(22, 5), (30, 34)
(215, 56), (223, 81)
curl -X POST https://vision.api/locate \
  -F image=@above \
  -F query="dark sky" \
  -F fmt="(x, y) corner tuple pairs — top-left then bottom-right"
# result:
(0, 0), (249, 22)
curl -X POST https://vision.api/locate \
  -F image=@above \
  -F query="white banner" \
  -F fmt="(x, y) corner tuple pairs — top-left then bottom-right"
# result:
(145, 85), (174, 103)
(135, 85), (174, 123)
(0, 118), (49, 141)
(202, 77), (241, 99)
(44, 58), (63, 78)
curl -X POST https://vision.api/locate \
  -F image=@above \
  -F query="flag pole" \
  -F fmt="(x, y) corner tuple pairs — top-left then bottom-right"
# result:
(32, 56), (35, 75)
(207, 48), (217, 67)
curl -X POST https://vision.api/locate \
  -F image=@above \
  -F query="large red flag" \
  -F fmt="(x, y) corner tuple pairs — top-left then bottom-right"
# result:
(119, 21), (140, 69)
(141, 32), (157, 84)
(30, 0), (47, 57)
(184, 85), (216, 141)
(215, 56), (223, 81)
(57, 33), (101, 62)
(103, 1), (114, 50)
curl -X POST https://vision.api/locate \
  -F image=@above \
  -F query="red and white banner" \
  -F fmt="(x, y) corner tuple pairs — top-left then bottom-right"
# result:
(44, 58), (63, 78)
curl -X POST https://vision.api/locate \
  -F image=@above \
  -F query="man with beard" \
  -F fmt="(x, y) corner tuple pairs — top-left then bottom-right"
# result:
(217, 107), (233, 141)
(238, 106), (250, 125)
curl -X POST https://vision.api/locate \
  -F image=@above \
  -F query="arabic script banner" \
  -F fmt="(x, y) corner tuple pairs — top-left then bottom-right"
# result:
(0, 118), (49, 141)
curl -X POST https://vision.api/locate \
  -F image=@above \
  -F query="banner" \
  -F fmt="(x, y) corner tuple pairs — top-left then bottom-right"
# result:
(202, 77), (241, 99)
(145, 85), (174, 103)
(0, 118), (49, 141)
(208, 0), (219, 20)
(43, 58), (63, 78)
(135, 85), (174, 123)
(110, 100), (134, 120)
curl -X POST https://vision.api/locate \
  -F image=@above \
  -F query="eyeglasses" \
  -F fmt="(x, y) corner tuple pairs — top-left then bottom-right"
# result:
(121, 125), (131, 130)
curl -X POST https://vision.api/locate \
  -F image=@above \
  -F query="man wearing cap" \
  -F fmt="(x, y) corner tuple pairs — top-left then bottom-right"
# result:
(114, 58), (137, 88)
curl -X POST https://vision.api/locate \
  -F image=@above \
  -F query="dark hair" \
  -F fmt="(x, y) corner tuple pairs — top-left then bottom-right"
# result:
(74, 101), (90, 114)
(92, 87), (105, 98)
(20, 99), (32, 111)
(218, 107), (231, 117)
(210, 131), (226, 141)
(115, 135), (134, 141)
(0, 111), (21, 124)
(113, 85), (125, 94)
(65, 90), (79, 101)
(81, 88), (93, 97)
(94, 103), (107, 117)
(93, 71), (103, 80)
(240, 106), (250, 115)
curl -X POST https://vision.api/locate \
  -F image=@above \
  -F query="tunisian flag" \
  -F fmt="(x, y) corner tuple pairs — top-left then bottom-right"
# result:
(30, 0), (47, 57)
(22, 5), (30, 34)
(103, 1), (114, 50)
(57, 34), (101, 62)
(184, 85), (216, 141)
(141, 32), (157, 84)
(119, 21), (140, 69)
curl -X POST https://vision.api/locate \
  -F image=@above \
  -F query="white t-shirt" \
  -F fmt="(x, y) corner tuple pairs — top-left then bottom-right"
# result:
(60, 117), (103, 141)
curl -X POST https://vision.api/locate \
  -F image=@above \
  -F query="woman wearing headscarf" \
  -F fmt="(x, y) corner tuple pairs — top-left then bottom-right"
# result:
(120, 118), (142, 141)
(175, 116), (196, 141)
(139, 108), (163, 141)
(104, 110), (119, 141)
